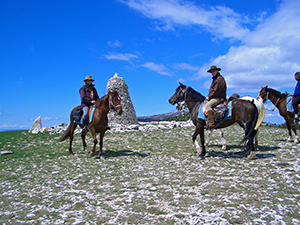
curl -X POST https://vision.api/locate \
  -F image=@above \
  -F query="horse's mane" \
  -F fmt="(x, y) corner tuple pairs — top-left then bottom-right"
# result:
(187, 87), (206, 103)
(176, 84), (206, 103)
(95, 93), (109, 108)
(267, 88), (288, 98)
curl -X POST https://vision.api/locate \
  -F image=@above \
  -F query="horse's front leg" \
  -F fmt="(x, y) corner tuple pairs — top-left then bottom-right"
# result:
(285, 118), (293, 142)
(81, 133), (88, 154)
(90, 130), (97, 157)
(193, 122), (206, 159)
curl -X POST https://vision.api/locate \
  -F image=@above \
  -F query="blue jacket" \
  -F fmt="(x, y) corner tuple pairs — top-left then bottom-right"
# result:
(294, 80), (300, 97)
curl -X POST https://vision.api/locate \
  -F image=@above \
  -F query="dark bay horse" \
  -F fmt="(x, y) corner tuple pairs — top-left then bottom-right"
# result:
(169, 83), (259, 160)
(57, 91), (123, 158)
(259, 86), (299, 143)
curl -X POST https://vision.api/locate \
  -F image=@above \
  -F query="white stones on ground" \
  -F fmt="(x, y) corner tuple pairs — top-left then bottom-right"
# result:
(31, 120), (194, 134)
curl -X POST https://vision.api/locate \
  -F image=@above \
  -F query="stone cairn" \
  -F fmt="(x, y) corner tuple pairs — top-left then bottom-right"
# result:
(28, 116), (42, 134)
(106, 73), (138, 127)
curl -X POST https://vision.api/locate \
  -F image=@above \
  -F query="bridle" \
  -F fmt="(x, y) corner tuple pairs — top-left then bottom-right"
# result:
(96, 93), (122, 113)
(262, 89), (288, 112)
(174, 86), (189, 103)
(109, 94), (122, 111)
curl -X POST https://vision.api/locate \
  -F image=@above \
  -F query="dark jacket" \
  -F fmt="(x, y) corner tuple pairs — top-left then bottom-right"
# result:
(79, 84), (100, 107)
(207, 73), (227, 101)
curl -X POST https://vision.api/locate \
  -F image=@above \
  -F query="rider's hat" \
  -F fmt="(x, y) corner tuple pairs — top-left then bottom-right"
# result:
(207, 65), (221, 73)
(84, 75), (94, 82)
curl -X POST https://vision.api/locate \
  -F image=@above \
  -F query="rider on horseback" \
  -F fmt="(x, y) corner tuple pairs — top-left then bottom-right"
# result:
(79, 76), (100, 134)
(204, 65), (227, 129)
(292, 71), (300, 124)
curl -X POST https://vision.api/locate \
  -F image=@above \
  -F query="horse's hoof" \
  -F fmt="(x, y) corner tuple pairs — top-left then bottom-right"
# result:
(199, 156), (205, 160)
(247, 152), (256, 160)
(69, 152), (74, 155)
(192, 136), (195, 142)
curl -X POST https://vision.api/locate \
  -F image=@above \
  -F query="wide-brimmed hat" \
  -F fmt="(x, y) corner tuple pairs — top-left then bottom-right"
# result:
(84, 75), (94, 82)
(207, 65), (221, 73)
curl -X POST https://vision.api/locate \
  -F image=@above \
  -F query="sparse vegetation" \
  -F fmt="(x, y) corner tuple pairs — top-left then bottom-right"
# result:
(0, 125), (299, 224)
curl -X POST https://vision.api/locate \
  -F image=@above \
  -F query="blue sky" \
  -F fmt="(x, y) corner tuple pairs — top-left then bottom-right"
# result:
(1, 0), (300, 131)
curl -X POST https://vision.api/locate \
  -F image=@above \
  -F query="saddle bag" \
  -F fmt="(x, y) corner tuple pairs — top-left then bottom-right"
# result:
(73, 107), (83, 122)
(213, 104), (228, 119)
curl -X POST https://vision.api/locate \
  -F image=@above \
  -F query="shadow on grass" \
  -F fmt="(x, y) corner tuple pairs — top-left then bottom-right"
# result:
(90, 149), (150, 159)
(203, 144), (278, 159)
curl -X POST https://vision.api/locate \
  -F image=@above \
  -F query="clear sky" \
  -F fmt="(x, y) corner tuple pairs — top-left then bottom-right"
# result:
(1, 0), (300, 131)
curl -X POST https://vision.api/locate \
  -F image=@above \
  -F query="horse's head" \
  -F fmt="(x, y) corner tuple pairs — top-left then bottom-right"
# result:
(108, 91), (123, 115)
(259, 86), (269, 102)
(169, 83), (187, 105)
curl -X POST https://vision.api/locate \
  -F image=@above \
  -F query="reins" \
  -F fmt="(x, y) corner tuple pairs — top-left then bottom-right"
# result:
(96, 94), (122, 118)
(266, 90), (288, 112)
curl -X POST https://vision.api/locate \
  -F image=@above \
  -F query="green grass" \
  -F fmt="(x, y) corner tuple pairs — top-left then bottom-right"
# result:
(0, 125), (300, 224)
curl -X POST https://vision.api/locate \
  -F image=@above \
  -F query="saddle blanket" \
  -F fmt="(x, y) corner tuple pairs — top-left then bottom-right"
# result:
(286, 95), (294, 112)
(198, 101), (232, 120)
(74, 106), (95, 124)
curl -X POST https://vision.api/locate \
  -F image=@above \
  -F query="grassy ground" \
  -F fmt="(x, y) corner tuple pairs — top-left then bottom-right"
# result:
(0, 124), (299, 224)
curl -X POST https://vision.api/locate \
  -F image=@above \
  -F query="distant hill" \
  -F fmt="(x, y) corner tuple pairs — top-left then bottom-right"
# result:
(138, 111), (190, 122)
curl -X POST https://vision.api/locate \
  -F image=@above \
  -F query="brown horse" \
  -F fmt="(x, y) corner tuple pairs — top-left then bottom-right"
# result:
(259, 86), (299, 143)
(169, 83), (259, 160)
(57, 91), (123, 158)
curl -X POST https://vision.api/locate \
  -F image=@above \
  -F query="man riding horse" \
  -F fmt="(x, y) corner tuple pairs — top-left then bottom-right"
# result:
(292, 71), (300, 124)
(203, 65), (227, 129)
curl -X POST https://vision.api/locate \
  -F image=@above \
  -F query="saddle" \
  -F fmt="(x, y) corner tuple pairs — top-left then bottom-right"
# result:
(213, 103), (228, 119)
(73, 107), (83, 122)
(208, 93), (240, 120)
(73, 106), (94, 124)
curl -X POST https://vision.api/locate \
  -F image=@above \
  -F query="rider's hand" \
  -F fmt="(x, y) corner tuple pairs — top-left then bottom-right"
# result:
(91, 100), (96, 104)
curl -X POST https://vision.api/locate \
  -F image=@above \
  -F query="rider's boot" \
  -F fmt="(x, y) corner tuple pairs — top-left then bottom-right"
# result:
(206, 110), (216, 129)
(81, 119), (88, 134)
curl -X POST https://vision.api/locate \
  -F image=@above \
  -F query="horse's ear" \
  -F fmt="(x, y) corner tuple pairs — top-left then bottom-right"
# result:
(179, 82), (183, 86)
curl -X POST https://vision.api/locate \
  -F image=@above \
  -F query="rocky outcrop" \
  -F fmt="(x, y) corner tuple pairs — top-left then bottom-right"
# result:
(28, 116), (42, 134)
(106, 73), (138, 126)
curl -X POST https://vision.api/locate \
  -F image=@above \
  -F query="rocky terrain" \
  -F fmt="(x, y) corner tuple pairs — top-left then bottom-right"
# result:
(0, 123), (299, 224)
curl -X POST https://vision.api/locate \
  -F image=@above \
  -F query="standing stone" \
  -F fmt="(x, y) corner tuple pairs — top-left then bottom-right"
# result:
(29, 116), (42, 133)
(106, 73), (138, 126)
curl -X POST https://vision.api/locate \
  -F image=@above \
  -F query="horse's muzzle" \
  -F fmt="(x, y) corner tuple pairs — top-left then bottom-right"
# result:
(169, 97), (176, 105)
(116, 106), (123, 115)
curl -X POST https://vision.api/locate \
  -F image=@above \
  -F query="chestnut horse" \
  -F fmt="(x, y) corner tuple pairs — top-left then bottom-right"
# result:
(259, 86), (299, 143)
(169, 83), (259, 160)
(57, 91), (123, 158)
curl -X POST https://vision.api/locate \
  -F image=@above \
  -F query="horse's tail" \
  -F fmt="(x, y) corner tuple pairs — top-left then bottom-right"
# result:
(56, 125), (71, 143)
(239, 100), (259, 145)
